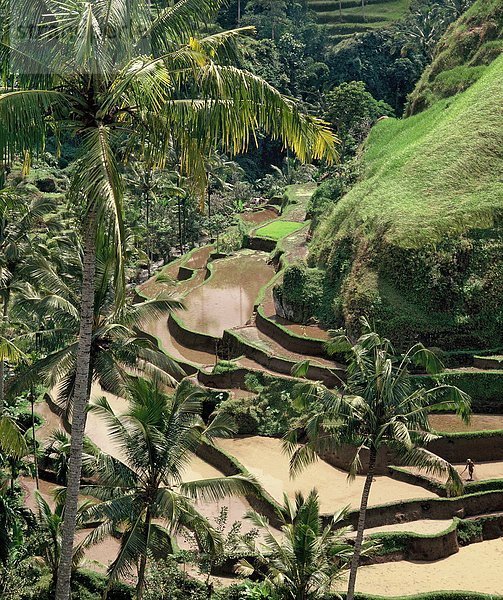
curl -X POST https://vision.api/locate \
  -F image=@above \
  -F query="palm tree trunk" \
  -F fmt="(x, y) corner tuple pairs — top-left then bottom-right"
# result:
(55, 209), (97, 600)
(346, 447), (377, 600)
(0, 356), (4, 414)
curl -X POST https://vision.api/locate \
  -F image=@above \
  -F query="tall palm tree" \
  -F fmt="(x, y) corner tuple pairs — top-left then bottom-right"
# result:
(239, 490), (354, 600)
(0, 4), (336, 596)
(286, 319), (471, 600)
(80, 377), (261, 599)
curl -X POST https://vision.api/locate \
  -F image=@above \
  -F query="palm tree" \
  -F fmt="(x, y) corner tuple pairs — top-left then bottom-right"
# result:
(0, 4), (336, 595)
(13, 235), (183, 416)
(79, 376), (261, 599)
(33, 491), (95, 586)
(239, 490), (354, 600)
(286, 319), (471, 600)
(0, 191), (57, 404)
(44, 430), (72, 485)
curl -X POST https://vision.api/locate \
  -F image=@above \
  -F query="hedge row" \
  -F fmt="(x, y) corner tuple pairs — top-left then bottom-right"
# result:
(414, 371), (503, 411)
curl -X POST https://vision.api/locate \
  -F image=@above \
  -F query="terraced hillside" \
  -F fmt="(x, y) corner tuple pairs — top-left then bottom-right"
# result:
(308, 0), (410, 44)
(307, 0), (503, 350)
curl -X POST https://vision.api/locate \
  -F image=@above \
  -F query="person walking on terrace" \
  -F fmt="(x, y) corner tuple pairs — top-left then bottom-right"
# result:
(462, 458), (475, 481)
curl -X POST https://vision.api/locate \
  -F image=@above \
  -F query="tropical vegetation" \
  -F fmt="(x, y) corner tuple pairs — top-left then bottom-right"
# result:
(286, 320), (472, 600)
(0, 0), (500, 598)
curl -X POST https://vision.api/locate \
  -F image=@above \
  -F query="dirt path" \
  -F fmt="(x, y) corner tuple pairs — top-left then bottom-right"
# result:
(429, 414), (503, 432)
(407, 460), (503, 484)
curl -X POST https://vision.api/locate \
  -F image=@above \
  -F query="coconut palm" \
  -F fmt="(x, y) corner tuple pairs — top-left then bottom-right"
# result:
(13, 233), (183, 417)
(239, 490), (354, 600)
(0, 191), (58, 403)
(0, 4), (336, 594)
(79, 376), (261, 599)
(286, 319), (471, 600)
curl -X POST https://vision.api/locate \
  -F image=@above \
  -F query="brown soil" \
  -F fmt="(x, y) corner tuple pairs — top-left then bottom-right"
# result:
(241, 209), (278, 224)
(348, 538), (503, 595)
(216, 436), (435, 512)
(185, 245), (213, 269)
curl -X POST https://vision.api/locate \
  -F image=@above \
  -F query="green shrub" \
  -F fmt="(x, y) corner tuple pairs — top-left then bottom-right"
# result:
(144, 558), (208, 600)
(218, 374), (299, 436)
(414, 371), (503, 411)
(307, 179), (345, 230)
(217, 395), (260, 434)
(273, 264), (325, 324)
(456, 518), (483, 546)
(212, 360), (240, 374)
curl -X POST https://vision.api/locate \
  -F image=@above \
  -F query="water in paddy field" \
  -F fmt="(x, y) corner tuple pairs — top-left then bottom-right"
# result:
(429, 414), (503, 432)
(182, 251), (275, 338)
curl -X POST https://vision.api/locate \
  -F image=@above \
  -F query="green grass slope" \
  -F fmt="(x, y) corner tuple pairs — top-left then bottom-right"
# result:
(308, 0), (410, 44)
(308, 0), (503, 351)
(407, 0), (503, 114)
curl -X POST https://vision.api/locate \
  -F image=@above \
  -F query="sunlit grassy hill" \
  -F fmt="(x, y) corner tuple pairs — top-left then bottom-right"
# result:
(309, 0), (503, 350)
(308, 0), (410, 44)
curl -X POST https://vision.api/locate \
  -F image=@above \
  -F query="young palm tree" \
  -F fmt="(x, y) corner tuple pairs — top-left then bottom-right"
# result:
(33, 491), (94, 586)
(80, 376), (261, 599)
(0, 4), (336, 595)
(285, 319), (471, 600)
(239, 490), (354, 600)
(16, 238), (183, 415)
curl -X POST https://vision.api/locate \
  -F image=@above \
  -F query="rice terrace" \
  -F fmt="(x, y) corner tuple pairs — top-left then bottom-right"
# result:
(0, 1), (502, 599)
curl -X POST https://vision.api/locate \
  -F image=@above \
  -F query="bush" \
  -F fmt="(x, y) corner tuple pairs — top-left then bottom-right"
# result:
(273, 264), (325, 324)
(144, 558), (208, 600)
(414, 371), (503, 411)
(218, 374), (299, 436)
(307, 179), (345, 230)
(456, 518), (483, 546)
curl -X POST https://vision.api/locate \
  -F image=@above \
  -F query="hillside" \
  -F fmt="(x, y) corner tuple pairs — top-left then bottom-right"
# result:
(306, 0), (503, 350)
(407, 0), (503, 114)
(308, 0), (410, 44)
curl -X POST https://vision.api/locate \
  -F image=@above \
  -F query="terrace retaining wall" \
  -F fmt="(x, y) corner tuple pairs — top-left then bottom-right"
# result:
(222, 329), (343, 387)
(339, 490), (503, 530)
(168, 314), (219, 353)
(244, 235), (277, 253)
(255, 308), (329, 358)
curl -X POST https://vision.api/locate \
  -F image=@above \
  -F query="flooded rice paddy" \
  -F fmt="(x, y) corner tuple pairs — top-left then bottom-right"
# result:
(216, 436), (436, 511)
(181, 251), (274, 337)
